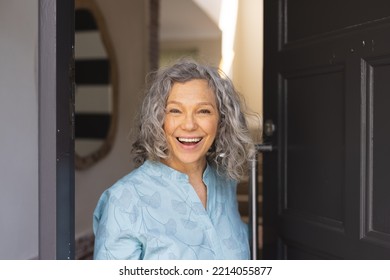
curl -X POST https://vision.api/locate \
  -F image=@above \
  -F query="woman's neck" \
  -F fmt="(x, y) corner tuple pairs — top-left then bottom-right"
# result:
(161, 158), (207, 180)
(160, 158), (208, 208)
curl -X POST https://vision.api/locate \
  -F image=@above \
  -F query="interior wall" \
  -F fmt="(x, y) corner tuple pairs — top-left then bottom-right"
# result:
(233, 0), (263, 136)
(160, 37), (221, 67)
(75, 0), (149, 238)
(0, 0), (39, 259)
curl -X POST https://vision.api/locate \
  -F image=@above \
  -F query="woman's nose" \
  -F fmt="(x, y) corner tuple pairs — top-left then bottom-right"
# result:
(181, 113), (198, 130)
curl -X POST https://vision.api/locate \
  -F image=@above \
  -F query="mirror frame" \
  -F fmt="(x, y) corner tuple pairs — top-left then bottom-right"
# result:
(75, 0), (118, 170)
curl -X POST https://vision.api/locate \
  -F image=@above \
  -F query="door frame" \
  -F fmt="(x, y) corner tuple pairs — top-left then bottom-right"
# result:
(262, 0), (283, 259)
(38, 0), (75, 259)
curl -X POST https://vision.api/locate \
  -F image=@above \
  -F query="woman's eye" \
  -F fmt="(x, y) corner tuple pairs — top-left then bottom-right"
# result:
(167, 108), (181, 114)
(198, 109), (211, 114)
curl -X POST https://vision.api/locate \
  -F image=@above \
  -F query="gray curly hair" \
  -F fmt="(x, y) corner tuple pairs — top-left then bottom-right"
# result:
(132, 59), (256, 181)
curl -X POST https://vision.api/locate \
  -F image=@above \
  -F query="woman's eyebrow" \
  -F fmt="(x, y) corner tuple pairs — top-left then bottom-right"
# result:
(166, 100), (216, 107)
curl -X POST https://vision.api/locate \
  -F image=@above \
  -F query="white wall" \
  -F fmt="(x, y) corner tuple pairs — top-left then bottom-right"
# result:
(75, 0), (149, 239)
(233, 0), (263, 138)
(159, 0), (221, 67)
(0, 0), (39, 259)
(160, 38), (221, 67)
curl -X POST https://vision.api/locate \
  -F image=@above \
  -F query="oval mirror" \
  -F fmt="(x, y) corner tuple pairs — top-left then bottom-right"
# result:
(75, 0), (118, 170)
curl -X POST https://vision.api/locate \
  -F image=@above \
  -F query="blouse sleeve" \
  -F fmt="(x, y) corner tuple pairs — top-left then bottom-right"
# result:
(93, 191), (143, 260)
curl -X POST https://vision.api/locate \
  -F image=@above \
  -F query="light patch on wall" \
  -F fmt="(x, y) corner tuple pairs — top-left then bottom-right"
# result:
(218, 0), (238, 78)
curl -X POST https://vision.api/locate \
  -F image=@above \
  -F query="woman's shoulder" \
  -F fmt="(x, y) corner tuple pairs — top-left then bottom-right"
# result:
(107, 165), (143, 190)
(96, 160), (171, 205)
(95, 162), (154, 209)
(207, 163), (237, 186)
(206, 163), (237, 199)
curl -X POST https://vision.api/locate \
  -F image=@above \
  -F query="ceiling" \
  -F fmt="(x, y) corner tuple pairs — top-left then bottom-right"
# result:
(159, 0), (221, 41)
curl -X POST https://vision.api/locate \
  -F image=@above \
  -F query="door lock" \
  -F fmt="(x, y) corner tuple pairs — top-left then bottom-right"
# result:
(264, 119), (276, 137)
(255, 120), (276, 153)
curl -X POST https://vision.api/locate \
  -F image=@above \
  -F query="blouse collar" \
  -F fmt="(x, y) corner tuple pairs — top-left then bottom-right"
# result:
(144, 160), (213, 182)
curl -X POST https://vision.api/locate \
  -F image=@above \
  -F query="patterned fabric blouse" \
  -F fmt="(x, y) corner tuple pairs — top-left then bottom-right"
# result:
(93, 160), (250, 260)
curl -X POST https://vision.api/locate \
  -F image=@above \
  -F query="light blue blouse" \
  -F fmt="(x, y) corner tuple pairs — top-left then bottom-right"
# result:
(93, 160), (250, 260)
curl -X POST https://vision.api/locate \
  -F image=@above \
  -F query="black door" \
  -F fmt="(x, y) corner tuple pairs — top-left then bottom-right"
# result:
(263, 0), (390, 259)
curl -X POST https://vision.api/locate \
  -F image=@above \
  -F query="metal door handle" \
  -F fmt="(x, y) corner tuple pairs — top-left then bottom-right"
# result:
(249, 142), (274, 259)
(256, 143), (274, 152)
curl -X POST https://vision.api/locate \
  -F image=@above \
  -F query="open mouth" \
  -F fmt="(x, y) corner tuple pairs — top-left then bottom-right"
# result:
(177, 137), (202, 145)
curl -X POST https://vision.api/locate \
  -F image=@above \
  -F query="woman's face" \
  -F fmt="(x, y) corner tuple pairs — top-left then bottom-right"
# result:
(163, 79), (219, 171)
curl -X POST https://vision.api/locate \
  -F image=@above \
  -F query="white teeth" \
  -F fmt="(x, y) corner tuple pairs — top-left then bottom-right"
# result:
(178, 137), (202, 143)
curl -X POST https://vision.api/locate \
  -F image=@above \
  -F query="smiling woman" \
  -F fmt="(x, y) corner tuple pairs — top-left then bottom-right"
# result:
(74, 0), (118, 170)
(162, 79), (219, 208)
(92, 59), (256, 260)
